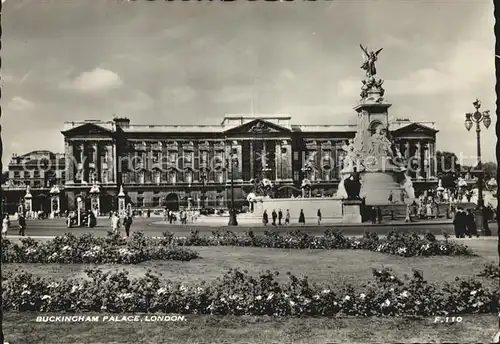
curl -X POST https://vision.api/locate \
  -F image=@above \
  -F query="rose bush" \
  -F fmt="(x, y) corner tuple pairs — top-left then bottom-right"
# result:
(478, 264), (500, 279)
(1, 232), (200, 264)
(163, 229), (474, 257)
(2, 267), (498, 316)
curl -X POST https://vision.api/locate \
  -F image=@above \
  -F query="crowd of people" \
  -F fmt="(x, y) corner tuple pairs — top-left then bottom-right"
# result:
(261, 209), (323, 225)
(163, 209), (200, 224)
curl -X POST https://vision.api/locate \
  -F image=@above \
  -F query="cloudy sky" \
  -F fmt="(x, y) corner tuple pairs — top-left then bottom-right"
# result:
(2, 0), (496, 167)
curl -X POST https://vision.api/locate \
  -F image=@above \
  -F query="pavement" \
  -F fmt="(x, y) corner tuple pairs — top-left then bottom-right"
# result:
(3, 217), (498, 239)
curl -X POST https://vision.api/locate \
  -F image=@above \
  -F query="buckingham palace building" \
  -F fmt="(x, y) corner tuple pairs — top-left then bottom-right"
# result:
(47, 114), (439, 213)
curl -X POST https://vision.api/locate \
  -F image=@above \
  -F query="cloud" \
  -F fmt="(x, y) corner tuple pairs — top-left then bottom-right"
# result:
(280, 69), (297, 81)
(7, 96), (34, 111)
(63, 68), (123, 93)
(160, 86), (197, 104)
(387, 40), (493, 95)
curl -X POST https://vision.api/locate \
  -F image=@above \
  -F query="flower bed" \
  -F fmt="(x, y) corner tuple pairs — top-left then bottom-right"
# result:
(1, 232), (200, 264)
(478, 264), (500, 279)
(160, 229), (474, 257)
(2, 267), (497, 316)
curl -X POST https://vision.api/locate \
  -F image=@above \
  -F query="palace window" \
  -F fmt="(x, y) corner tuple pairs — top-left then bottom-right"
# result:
(216, 171), (224, 183)
(153, 171), (161, 184)
(24, 171), (30, 178)
(184, 152), (193, 164)
(89, 171), (97, 184)
(101, 171), (108, 184)
(293, 151), (299, 161)
(152, 151), (161, 164)
(293, 170), (300, 181)
(200, 151), (208, 163)
(185, 171), (193, 185)
(34, 171), (40, 178)
(61, 172), (66, 181)
(153, 197), (160, 207)
(34, 181), (41, 188)
(14, 171), (20, 178)
(169, 171), (177, 184)
(137, 197), (145, 207)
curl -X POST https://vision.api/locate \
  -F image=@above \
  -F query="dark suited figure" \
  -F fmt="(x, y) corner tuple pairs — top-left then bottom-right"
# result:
(465, 209), (478, 238)
(18, 214), (26, 236)
(299, 209), (305, 225)
(376, 207), (382, 224)
(262, 210), (269, 226)
(278, 209), (283, 225)
(271, 209), (277, 226)
(453, 208), (466, 238)
(124, 213), (133, 238)
(371, 207), (377, 224)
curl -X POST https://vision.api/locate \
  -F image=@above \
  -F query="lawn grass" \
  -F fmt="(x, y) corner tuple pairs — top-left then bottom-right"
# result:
(4, 238), (498, 343)
(4, 312), (499, 344)
(4, 239), (498, 289)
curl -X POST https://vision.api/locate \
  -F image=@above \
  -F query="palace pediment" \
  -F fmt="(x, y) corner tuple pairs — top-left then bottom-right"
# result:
(61, 122), (114, 138)
(391, 122), (438, 138)
(224, 119), (291, 134)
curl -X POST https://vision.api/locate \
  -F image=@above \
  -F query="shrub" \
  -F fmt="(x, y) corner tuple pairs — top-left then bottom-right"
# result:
(1, 232), (200, 264)
(2, 267), (497, 316)
(478, 264), (500, 279)
(162, 229), (474, 257)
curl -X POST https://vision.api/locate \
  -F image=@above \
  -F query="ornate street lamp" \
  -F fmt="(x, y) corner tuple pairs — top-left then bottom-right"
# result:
(227, 149), (239, 226)
(465, 98), (491, 235)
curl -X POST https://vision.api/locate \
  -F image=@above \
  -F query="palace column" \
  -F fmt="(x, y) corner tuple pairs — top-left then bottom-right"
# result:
(79, 143), (86, 182)
(275, 140), (281, 181)
(423, 142), (430, 179)
(93, 143), (98, 182)
(429, 142), (436, 178)
(249, 141), (254, 179)
(235, 140), (242, 180)
(415, 141), (422, 178)
(112, 142), (117, 183)
(404, 141), (410, 160)
(281, 140), (292, 180)
(64, 140), (75, 183)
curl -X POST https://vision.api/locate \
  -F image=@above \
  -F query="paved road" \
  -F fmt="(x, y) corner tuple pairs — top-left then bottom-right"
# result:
(4, 217), (498, 238)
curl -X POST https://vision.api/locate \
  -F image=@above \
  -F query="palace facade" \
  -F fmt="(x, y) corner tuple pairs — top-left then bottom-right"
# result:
(54, 114), (438, 213)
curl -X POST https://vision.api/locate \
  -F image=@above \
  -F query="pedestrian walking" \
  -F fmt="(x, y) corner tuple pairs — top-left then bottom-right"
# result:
(2, 215), (10, 237)
(262, 210), (269, 226)
(123, 213), (133, 238)
(317, 209), (322, 225)
(298, 209), (305, 225)
(111, 212), (121, 234)
(271, 209), (277, 226)
(405, 204), (411, 223)
(285, 209), (290, 225)
(18, 213), (26, 237)
(278, 209), (283, 225)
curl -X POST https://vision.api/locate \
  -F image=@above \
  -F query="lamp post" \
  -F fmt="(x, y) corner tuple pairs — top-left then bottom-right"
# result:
(465, 98), (492, 236)
(227, 150), (238, 226)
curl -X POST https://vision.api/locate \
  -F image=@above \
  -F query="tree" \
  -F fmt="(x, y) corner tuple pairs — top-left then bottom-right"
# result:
(1, 171), (8, 185)
(481, 162), (497, 181)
